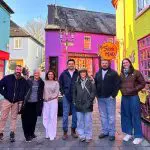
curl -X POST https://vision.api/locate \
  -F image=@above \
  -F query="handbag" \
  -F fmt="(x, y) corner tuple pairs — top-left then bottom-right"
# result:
(18, 89), (31, 114)
(36, 100), (43, 116)
(85, 85), (97, 104)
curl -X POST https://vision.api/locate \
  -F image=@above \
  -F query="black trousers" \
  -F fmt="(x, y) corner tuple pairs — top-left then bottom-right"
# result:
(21, 102), (37, 139)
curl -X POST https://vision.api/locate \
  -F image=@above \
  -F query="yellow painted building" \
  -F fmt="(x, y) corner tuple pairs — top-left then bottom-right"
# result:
(112, 0), (150, 81)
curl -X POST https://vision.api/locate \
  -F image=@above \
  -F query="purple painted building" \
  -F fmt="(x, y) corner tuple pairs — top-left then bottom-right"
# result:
(45, 5), (116, 77)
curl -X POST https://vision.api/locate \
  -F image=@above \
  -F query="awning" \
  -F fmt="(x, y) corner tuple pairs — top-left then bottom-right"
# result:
(0, 50), (10, 60)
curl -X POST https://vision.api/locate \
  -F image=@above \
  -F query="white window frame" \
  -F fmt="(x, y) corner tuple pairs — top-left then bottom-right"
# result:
(14, 38), (22, 49)
(137, 0), (150, 13)
(36, 47), (39, 58)
(84, 36), (91, 50)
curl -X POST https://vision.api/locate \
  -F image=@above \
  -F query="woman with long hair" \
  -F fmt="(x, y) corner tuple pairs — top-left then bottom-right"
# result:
(120, 58), (145, 144)
(43, 70), (59, 140)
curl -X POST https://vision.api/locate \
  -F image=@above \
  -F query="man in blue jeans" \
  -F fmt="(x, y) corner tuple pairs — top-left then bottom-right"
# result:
(95, 59), (120, 141)
(59, 59), (78, 140)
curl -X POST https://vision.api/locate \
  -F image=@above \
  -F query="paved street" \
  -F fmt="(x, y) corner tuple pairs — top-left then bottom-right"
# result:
(0, 100), (150, 150)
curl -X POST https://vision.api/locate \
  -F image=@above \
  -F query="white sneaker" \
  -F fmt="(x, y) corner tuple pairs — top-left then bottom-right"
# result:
(133, 138), (143, 145)
(123, 134), (132, 142)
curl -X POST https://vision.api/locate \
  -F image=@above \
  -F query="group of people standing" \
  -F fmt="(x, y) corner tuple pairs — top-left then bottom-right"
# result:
(0, 58), (145, 145)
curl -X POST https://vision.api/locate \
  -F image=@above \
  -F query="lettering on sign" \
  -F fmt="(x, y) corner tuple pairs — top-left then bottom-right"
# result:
(98, 42), (119, 60)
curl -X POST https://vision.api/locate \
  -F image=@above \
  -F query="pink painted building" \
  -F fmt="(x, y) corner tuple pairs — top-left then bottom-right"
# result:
(45, 5), (116, 77)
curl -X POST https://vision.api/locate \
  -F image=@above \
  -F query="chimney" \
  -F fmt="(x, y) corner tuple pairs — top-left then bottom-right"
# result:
(48, 5), (55, 24)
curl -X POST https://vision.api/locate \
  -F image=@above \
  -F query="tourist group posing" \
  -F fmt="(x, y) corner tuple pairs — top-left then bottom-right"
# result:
(0, 58), (145, 145)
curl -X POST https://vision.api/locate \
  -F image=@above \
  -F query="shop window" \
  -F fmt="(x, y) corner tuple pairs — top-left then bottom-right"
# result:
(84, 36), (91, 50)
(49, 57), (58, 78)
(137, 0), (150, 13)
(9, 59), (23, 71)
(14, 38), (22, 49)
(138, 35), (150, 81)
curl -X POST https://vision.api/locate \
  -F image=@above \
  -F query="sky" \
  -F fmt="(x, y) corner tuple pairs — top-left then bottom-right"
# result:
(4, 0), (115, 27)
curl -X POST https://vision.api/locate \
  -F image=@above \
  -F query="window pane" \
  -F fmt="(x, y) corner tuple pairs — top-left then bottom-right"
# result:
(84, 36), (91, 50)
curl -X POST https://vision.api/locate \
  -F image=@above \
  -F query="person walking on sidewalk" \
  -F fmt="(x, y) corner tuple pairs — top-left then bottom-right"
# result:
(95, 59), (120, 141)
(0, 65), (28, 142)
(120, 58), (145, 145)
(43, 70), (59, 140)
(21, 69), (44, 142)
(59, 59), (78, 140)
(73, 68), (96, 143)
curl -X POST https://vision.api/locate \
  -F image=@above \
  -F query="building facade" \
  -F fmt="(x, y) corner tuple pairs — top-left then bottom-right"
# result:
(112, 0), (150, 141)
(112, 0), (150, 81)
(9, 21), (44, 75)
(45, 5), (116, 77)
(0, 0), (14, 79)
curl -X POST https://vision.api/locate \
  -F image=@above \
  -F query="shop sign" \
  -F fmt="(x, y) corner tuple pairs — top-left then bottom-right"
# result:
(98, 42), (119, 60)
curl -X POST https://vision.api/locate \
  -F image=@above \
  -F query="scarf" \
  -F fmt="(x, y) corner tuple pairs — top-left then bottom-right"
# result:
(80, 78), (88, 89)
(123, 68), (129, 77)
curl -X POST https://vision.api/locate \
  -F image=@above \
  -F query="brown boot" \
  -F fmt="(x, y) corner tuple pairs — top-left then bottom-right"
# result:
(62, 131), (68, 140)
(71, 128), (78, 138)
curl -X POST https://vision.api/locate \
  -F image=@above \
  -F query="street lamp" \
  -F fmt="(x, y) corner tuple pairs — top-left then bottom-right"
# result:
(60, 27), (74, 60)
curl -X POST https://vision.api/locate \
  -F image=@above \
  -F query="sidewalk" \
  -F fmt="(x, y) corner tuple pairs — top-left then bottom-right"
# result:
(0, 100), (150, 150)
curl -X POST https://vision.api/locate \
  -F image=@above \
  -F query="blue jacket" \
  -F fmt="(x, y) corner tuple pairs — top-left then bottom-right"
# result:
(0, 74), (29, 103)
(59, 69), (78, 102)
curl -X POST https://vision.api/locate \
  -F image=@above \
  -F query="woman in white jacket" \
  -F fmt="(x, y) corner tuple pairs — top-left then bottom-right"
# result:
(43, 70), (59, 140)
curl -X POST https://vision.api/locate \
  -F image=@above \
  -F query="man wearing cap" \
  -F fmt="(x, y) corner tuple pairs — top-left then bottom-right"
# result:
(95, 59), (120, 141)
(59, 59), (78, 140)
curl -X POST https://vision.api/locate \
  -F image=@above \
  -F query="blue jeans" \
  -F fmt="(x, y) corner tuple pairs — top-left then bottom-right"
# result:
(121, 95), (143, 138)
(63, 96), (77, 132)
(98, 97), (116, 136)
(77, 112), (92, 140)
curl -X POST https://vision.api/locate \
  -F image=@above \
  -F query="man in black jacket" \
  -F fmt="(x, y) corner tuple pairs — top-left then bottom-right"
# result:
(95, 60), (120, 141)
(59, 59), (78, 140)
(0, 65), (28, 142)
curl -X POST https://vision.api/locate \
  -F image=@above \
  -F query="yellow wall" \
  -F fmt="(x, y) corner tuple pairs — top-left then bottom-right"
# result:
(116, 0), (124, 72)
(135, 10), (150, 39)
(116, 0), (150, 70)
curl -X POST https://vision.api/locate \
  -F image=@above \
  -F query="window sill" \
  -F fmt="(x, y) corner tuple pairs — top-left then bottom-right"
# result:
(135, 5), (150, 20)
(84, 48), (91, 50)
(13, 48), (23, 50)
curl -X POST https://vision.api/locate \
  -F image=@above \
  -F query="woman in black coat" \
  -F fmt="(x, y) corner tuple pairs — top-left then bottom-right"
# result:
(73, 68), (96, 143)
(21, 69), (44, 142)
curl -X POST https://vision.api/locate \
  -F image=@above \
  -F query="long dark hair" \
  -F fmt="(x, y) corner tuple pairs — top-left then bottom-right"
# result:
(121, 58), (134, 74)
(45, 70), (56, 81)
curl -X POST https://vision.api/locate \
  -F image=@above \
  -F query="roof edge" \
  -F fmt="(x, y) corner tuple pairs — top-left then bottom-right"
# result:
(48, 4), (116, 16)
(45, 29), (116, 36)
(10, 20), (44, 47)
(0, 0), (14, 14)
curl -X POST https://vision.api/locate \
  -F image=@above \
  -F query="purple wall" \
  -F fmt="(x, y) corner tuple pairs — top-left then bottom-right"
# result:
(45, 31), (115, 77)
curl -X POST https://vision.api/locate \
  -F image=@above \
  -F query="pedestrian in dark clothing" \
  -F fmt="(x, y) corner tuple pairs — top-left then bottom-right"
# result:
(0, 65), (28, 142)
(95, 59), (120, 141)
(21, 69), (44, 142)
(59, 59), (78, 140)
(120, 58), (145, 145)
(73, 68), (96, 143)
